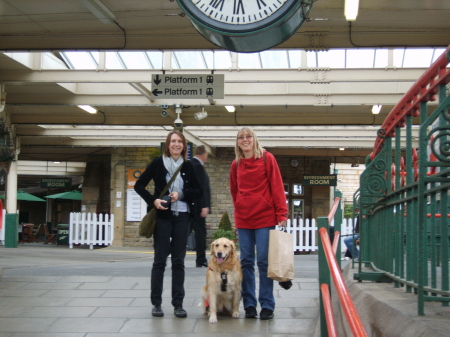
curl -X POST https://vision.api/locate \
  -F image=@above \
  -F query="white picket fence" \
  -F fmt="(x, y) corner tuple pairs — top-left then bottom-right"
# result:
(69, 212), (114, 249)
(275, 217), (356, 252)
(0, 209), (5, 245)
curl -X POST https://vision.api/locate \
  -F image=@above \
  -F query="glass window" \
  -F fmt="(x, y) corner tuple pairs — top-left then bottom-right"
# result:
(307, 51), (317, 67)
(403, 48), (435, 67)
(238, 52), (261, 69)
(318, 50), (345, 68)
(346, 49), (375, 68)
(393, 48), (405, 67)
(293, 184), (303, 195)
(214, 50), (232, 69)
(432, 48), (446, 63)
(173, 51), (208, 69)
(202, 51), (214, 69)
(146, 51), (163, 69)
(292, 199), (304, 220)
(63, 51), (97, 69)
(260, 50), (289, 68)
(284, 183), (289, 195)
(288, 50), (302, 68)
(373, 49), (388, 68)
(105, 52), (125, 69)
(119, 52), (151, 69)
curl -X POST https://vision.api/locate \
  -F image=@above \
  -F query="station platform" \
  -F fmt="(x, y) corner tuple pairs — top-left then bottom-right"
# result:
(1, 244), (449, 336)
(0, 244), (319, 336)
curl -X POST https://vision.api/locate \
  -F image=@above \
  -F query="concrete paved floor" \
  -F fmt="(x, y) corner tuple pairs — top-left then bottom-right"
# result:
(0, 244), (320, 336)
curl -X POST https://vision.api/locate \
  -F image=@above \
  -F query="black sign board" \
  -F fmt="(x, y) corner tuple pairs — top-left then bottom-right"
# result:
(41, 178), (72, 188)
(303, 175), (337, 186)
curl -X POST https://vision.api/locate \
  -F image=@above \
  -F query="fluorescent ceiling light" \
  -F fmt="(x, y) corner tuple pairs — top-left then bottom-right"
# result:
(339, 148), (345, 151)
(372, 104), (382, 114)
(225, 105), (236, 113)
(78, 105), (97, 114)
(345, 0), (359, 21)
(81, 0), (115, 24)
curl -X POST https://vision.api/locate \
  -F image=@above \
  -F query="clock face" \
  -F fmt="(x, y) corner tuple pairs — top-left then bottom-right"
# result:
(189, 0), (289, 25)
(177, 0), (312, 52)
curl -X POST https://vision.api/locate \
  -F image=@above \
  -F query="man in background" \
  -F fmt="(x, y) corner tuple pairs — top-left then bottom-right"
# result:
(191, 145), (211, 267)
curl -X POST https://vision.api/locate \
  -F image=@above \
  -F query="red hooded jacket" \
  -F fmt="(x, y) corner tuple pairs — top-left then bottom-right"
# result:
(230, 151), (287, 229)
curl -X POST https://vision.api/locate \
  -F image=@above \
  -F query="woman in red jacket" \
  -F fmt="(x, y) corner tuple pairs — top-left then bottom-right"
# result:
(230, 127), (287, 320)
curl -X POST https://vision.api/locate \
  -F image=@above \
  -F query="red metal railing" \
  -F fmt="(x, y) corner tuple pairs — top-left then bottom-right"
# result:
(319, 195), (368, 337)
(370, 45), (450, 160)
(320, 227), (368, 337)
(320, 283), (338, 337)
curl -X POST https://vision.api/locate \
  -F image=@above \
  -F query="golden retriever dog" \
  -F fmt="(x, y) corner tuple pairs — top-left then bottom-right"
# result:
(201, 237), (242, 323)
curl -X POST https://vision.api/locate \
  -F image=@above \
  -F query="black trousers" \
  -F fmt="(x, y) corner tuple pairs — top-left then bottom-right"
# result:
(191, 212), (207, 266)
(151, 212), (190, 308)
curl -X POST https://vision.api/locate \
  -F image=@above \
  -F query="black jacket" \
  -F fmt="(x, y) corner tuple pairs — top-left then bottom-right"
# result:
(191, 157), (211, 214)
(134, 156), (202, 219)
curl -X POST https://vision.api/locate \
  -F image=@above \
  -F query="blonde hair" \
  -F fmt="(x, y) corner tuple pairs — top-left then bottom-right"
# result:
(163, 130), (187, 161)
(234, 127), (264, 162)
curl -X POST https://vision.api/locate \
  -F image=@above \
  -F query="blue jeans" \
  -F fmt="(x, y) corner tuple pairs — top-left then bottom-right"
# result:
(344, 234), (360, 259)
(237, 226), (275, 311)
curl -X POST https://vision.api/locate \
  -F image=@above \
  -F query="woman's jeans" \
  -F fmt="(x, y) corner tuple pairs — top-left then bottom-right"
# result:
(151, 212), (190, 308)
(344, 234), (360, 259)
(237, 226), (275, 311)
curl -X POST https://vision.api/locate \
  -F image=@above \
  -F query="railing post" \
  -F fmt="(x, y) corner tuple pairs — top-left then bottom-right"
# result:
(334, 190), (343, 269)
(318, 216), (331, 337)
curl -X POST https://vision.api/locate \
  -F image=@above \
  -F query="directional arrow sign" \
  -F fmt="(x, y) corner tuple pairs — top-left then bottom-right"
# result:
(151, 74), (224, 99)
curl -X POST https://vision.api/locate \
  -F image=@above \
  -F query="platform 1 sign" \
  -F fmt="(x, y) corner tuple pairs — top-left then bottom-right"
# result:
(303, 175), (337, 186)
(151, 74), (224, 99)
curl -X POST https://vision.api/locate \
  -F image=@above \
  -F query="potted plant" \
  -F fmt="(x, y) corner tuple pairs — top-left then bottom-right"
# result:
(212, 212), (238, 246)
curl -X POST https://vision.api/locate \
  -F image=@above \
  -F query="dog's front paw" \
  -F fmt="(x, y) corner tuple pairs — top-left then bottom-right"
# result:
(232, 311), (240, 318)
(209, 315), (218, 323)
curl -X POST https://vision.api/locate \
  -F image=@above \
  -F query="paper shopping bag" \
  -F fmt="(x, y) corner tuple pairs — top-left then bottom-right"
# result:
(267, 229), (294, 282)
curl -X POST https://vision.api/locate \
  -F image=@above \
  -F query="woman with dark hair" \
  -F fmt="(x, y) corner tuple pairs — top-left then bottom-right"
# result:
(230, 127), (287, 320)
(134, 130), (202, 318)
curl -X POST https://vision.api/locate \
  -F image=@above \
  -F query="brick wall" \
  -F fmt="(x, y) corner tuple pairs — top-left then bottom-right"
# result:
(111, 147), (333, 247)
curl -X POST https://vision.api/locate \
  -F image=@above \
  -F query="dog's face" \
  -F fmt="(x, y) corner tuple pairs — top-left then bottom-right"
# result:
(210, 237), (235, 264)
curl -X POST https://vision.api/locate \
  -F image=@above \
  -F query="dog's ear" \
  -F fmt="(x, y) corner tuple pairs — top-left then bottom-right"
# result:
(210, 240), (217, 255)
(229, 239), (236, 257)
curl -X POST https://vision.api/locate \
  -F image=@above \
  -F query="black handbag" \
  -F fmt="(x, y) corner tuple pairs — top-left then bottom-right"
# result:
(139, 163), (183, 238)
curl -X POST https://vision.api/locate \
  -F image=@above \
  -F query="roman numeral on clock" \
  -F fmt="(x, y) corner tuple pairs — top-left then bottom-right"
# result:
(233, 0), (244, 15)
(209, 0), (224, 10)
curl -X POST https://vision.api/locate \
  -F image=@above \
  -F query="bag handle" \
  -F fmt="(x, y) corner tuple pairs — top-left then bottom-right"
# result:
(158, 163), (183, 199)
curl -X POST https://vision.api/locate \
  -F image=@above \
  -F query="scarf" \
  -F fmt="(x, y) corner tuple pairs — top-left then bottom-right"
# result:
(162, 155), (184, 215)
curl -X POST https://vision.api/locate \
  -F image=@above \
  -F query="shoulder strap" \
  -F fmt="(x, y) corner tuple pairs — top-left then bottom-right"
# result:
(158, 163), (183, 198)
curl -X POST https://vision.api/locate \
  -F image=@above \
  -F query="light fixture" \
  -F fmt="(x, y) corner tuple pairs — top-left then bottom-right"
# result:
(78, 105), (97, 114)
(225, 105), (236, 113)
(345, 0), (359, 21)
(372, 104), (382, 114)
(53, 161), (61, 164)
(194, 108), (208, 121)
(339, 148), (345, 151)
(81, 0), (116, 24)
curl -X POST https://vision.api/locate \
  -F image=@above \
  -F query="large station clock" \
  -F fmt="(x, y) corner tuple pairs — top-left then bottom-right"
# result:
(176, 0), (313, 53)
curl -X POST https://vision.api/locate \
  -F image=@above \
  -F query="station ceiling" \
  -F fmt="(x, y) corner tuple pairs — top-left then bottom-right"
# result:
(0, 0), (449, 190)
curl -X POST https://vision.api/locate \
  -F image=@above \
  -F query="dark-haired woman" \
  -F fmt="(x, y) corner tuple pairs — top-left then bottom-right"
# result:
(135, 130), (202, 318)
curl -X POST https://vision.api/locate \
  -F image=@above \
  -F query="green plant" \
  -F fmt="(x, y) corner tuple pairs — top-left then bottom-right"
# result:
(212, 229), (237, 241)
(218, 211), (232, 231)
(212, 212), (238, 248)
(344, 204), (353, 218)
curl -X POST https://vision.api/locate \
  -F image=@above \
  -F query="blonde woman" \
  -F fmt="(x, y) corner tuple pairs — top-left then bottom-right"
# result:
(229, 127), (287, 320)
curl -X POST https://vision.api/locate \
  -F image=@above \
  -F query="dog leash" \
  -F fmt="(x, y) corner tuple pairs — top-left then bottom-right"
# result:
(221, 272), (227, 292)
